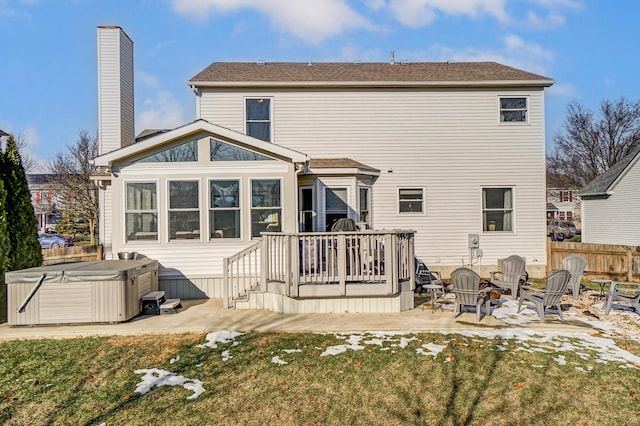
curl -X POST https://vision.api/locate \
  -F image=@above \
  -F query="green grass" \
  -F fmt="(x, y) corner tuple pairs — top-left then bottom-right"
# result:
(1, 332), (639, 425)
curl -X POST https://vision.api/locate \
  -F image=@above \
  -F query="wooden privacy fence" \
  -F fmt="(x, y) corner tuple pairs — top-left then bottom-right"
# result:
(547, 240), (640, 282)
(41, 245), (103, 265)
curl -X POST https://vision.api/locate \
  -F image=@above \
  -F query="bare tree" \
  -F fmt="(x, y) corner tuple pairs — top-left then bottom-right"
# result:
(48, 130), (99, 245)
(547, 97), (640, 187)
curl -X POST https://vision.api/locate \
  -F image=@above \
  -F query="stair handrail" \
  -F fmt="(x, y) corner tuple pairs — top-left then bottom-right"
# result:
(223, 241), (261, 308)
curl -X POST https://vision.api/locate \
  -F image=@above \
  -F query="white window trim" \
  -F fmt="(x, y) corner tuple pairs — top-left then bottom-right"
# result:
(208, 177), (243, 241)
(397, 187), (426, 215)
(498, 96), (529, 124)
(167, 179), (202, 243)
(481, 186), (516, 234)
(244, 96), (274, 142)
(124, 179), (160, 244)
(250, 177), (283, 239)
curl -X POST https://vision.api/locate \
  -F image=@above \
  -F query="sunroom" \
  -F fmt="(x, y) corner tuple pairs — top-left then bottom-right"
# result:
(93, 120), (416, 313)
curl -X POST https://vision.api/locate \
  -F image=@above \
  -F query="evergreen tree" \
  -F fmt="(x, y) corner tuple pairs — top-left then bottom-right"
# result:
(1, 135), (42, 269)
(0, 178), (10, 323)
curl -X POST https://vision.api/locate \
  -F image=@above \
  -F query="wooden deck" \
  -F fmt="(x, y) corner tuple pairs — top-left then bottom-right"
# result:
(223, 230), (416, 311)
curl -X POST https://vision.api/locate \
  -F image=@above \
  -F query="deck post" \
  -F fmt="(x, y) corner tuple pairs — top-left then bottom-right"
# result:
(222, 257), (229, 308)
(289, 235), (300, 297)
(337, 233), (347, 295)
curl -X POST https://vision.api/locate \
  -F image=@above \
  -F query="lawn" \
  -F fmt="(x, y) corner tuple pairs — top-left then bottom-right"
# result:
(0, 330), (639, 425)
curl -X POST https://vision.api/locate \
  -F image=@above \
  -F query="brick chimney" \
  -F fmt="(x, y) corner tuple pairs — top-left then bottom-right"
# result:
(97, 26), (134, 155)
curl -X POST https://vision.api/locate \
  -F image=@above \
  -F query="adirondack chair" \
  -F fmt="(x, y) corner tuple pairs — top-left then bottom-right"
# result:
(604, 282), (640, 316)
(450, 267), (490, 321)
(518, 269), (571, 321)
(562, 254), (587, 300)
(489, 255), (526, 298)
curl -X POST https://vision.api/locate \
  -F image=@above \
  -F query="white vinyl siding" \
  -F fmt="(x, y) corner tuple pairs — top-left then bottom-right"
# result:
(97, 27), (134, 154)
(582, 156), (640, 246)
(199, 87), (547, 268)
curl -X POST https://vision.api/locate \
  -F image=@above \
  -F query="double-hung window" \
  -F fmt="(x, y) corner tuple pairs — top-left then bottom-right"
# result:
(168, 180), (200, 240)
(209, 180), (241, 239)
(482, 187), (513, 232)
(499, 97), (527, 122)
(125, 182), (158, 241)
(246, 98), (271, 142)
(251, 179), (281, 237)
(398, 188), (424, 214)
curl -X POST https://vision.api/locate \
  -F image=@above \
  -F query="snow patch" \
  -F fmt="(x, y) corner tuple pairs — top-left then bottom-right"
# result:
(134, 368), (205, 400)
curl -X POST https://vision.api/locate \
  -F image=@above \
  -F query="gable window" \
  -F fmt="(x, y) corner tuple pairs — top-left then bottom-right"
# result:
(246, 98), (271, 142)
(482, 187), (513, 232)
(251, 179), (281, 237)
(209, 180), (241, 239)
(168, 180), (200, 240)
(500, 97), (527, 122)
(210, 139), (271, 161)
(125, 182), (158, 241)
(398, 188), (423, 214)
(134, 140), (198, 163)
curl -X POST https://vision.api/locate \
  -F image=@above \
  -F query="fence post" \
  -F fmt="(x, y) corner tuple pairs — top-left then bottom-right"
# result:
(97, 244), (103, 260)
(628, 247), (633, 282)
(546, 237), (552, 274)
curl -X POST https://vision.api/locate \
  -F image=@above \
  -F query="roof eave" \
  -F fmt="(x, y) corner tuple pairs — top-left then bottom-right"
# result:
(188, 79), (555, 89)
(93, 120), (309, 167)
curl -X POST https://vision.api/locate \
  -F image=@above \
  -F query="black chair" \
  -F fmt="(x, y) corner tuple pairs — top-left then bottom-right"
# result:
(414, 258), (444, 294)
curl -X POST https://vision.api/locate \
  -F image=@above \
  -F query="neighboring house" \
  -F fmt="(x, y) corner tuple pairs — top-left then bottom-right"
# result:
(26, 174), (60, 233)
(546, 188), (581, 230)
(93, 27), (554, 310)
(578, 147), (640, 246)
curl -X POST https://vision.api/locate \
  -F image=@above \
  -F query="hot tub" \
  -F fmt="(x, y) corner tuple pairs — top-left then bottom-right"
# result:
(5, 259), (158, 325)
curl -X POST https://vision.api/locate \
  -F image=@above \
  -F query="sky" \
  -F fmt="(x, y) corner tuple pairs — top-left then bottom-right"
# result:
(1, 0), (639, 171)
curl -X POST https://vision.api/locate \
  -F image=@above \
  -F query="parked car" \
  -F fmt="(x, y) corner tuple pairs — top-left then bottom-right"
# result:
(560, 221), (577, 238)
(38, 233), (74, 249)
(547, 220), (565, 241)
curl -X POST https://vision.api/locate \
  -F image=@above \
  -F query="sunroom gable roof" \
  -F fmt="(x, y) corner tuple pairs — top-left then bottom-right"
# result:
(93, 119), (309, 167)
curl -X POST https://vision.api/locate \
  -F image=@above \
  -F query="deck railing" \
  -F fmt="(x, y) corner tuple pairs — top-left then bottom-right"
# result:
(223, 241), (261, 308)
(262, 230), (415, 298)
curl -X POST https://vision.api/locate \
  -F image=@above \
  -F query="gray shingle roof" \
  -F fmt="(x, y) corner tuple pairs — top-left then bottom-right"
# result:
(189, 62), (554, 87)
(578, 148), (640, 197)
(309, 158), (378, 172)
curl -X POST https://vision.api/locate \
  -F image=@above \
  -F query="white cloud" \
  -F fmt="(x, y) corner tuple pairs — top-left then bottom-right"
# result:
(415, 34), (553, 76)
(547, 83), (574, 96)
(170, 0), (377, 44)
(136, 70), (160, 89)
(384, 0), (509, 28)
(526, 11), (565, 29)
(136, 91), (187, 132)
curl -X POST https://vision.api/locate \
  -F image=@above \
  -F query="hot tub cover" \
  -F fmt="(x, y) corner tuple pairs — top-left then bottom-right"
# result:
(5, 259), (158, 284)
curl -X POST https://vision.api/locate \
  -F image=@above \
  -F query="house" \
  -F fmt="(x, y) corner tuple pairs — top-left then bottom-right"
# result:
(546, 188), (580, 226)
(26, 174), (60, 233)
(92, 26), (554, 312)
(578, 147), (640, 246)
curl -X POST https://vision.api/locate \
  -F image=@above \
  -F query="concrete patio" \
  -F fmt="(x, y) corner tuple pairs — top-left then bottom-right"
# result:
(3, 292), (633, 341)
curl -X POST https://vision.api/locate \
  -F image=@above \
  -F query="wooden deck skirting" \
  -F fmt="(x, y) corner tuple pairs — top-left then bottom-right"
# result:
(224, 231), (415, 308)
(547, 239), (640, 282)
